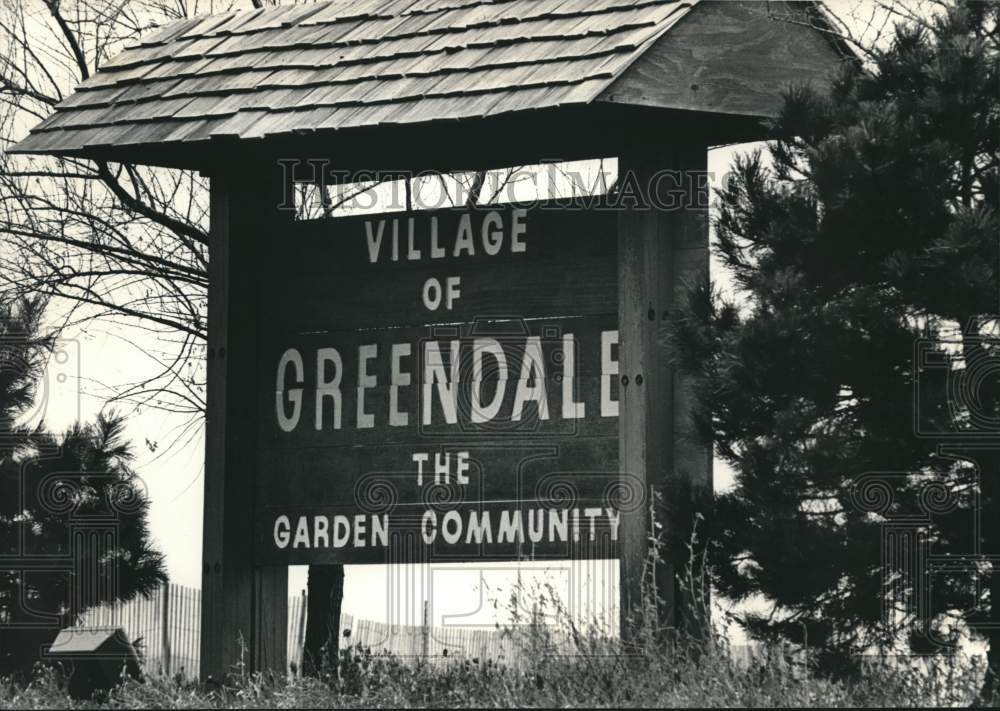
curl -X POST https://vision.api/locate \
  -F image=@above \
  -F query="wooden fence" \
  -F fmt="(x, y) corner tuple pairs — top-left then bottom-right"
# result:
(76, 583), (204, 679)
(76, 583), (540, 679)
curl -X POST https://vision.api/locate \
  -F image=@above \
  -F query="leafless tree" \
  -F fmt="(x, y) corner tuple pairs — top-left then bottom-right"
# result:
(0, 0), (338, 673)
(767, 0), (950, 61)
(0, 1), (523, 673)
(0, 0), (226, 424)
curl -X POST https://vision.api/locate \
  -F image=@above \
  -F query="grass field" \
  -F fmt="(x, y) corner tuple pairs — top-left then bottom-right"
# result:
(4, 564), (995, 708)
(3, 627), (993, 709)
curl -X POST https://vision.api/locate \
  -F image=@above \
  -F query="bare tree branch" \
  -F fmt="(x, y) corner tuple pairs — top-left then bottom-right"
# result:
(45, 0), (91, 80)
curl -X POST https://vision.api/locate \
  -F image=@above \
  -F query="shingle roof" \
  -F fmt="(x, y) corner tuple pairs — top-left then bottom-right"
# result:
(11, 0), (696, 157)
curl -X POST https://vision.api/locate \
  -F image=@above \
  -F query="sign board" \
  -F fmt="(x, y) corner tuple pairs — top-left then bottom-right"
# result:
(255, 205), (629, 564)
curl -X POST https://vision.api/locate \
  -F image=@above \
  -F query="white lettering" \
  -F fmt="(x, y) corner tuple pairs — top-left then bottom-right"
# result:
(293, 516), (310, 548)
(511, 208), (527, 252)
(512, 337), (549, 421)
(313, 515), (329, 548)
(549, 509), (568, 542)
(273, 515), (291, 549)
(421, 510), (437, 544)
(316, 347), (343, 430)
(527, 509), (544, 543)
(497, 510), (524, 544)
(390, 343), (411, 427)
(371, 515), (388, 547)
(413, 452), (429, 486)
(562, 334), (585, 419)
(471, 338), (507, 423)
(365, 220), (385, 263)
(422, 278), (442, 310)
(584, 507), (602, 541)
(606, 508), (621, 541)
(453, 213), (475, 256)
(481, 211), (503, 255)
(445, 276), (461, 310)
(332, 515), (350, 548)
(423, 340), (459, 425)
(442, 510), (462, 544)
(353, 514), (367, 547)
(357, 344), (377, 429)
(276, 349), (303, 432)
(455, 451), (470, 485)
(601, 330), (619, 418)
(430, 216), (445, 258)
(434, 452), (450, 484)
(406, 217), (421, 260)
(466, 510), (492, 544)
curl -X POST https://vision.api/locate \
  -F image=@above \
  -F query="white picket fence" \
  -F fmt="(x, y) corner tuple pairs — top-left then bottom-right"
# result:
(76, 584), (204, 679)
(75, 583), (537, 679)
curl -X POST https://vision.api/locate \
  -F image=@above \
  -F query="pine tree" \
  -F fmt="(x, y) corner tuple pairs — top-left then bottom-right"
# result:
(0, 297), (166, 678)
(672, 0), (999, 681)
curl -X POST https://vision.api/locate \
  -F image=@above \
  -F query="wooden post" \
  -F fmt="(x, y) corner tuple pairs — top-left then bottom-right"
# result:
(200, 162), (289, 683)
(295, 590), (307, 673)
(161, 583), (171, 677)
(530, 601), (539, 660)
(421, 599), (430, 660)
(617, 139), (713, 639)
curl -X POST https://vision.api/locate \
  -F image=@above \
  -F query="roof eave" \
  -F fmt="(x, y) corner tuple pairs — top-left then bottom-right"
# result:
(7, 100), (775, 173)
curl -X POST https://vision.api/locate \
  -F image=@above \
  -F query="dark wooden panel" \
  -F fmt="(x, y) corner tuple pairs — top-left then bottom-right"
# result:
(263, 261), (617, 330)
(262, 376), (618, 446)
(256, 438), (621, 509)
(274, 206), (616, 267)
(600, 1), (842, 118)
(258, 315), (620, 447)
(254, 499), (627, 565)
(259, 207), (617, 330)
(254, 201), (626, 565)
(254, 436), (630, 564)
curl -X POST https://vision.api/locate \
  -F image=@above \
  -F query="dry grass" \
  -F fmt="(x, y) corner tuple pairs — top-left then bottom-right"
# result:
(2, 608), (992, 709)
(4, 530), (993, 707)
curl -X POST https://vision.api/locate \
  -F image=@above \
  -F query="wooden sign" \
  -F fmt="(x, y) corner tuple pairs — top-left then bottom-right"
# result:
(9, 0), (844, 676)
(254, 205), (630, 564)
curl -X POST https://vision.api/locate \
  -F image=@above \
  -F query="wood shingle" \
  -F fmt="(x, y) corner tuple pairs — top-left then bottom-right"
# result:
(11, 0), (850, 166)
